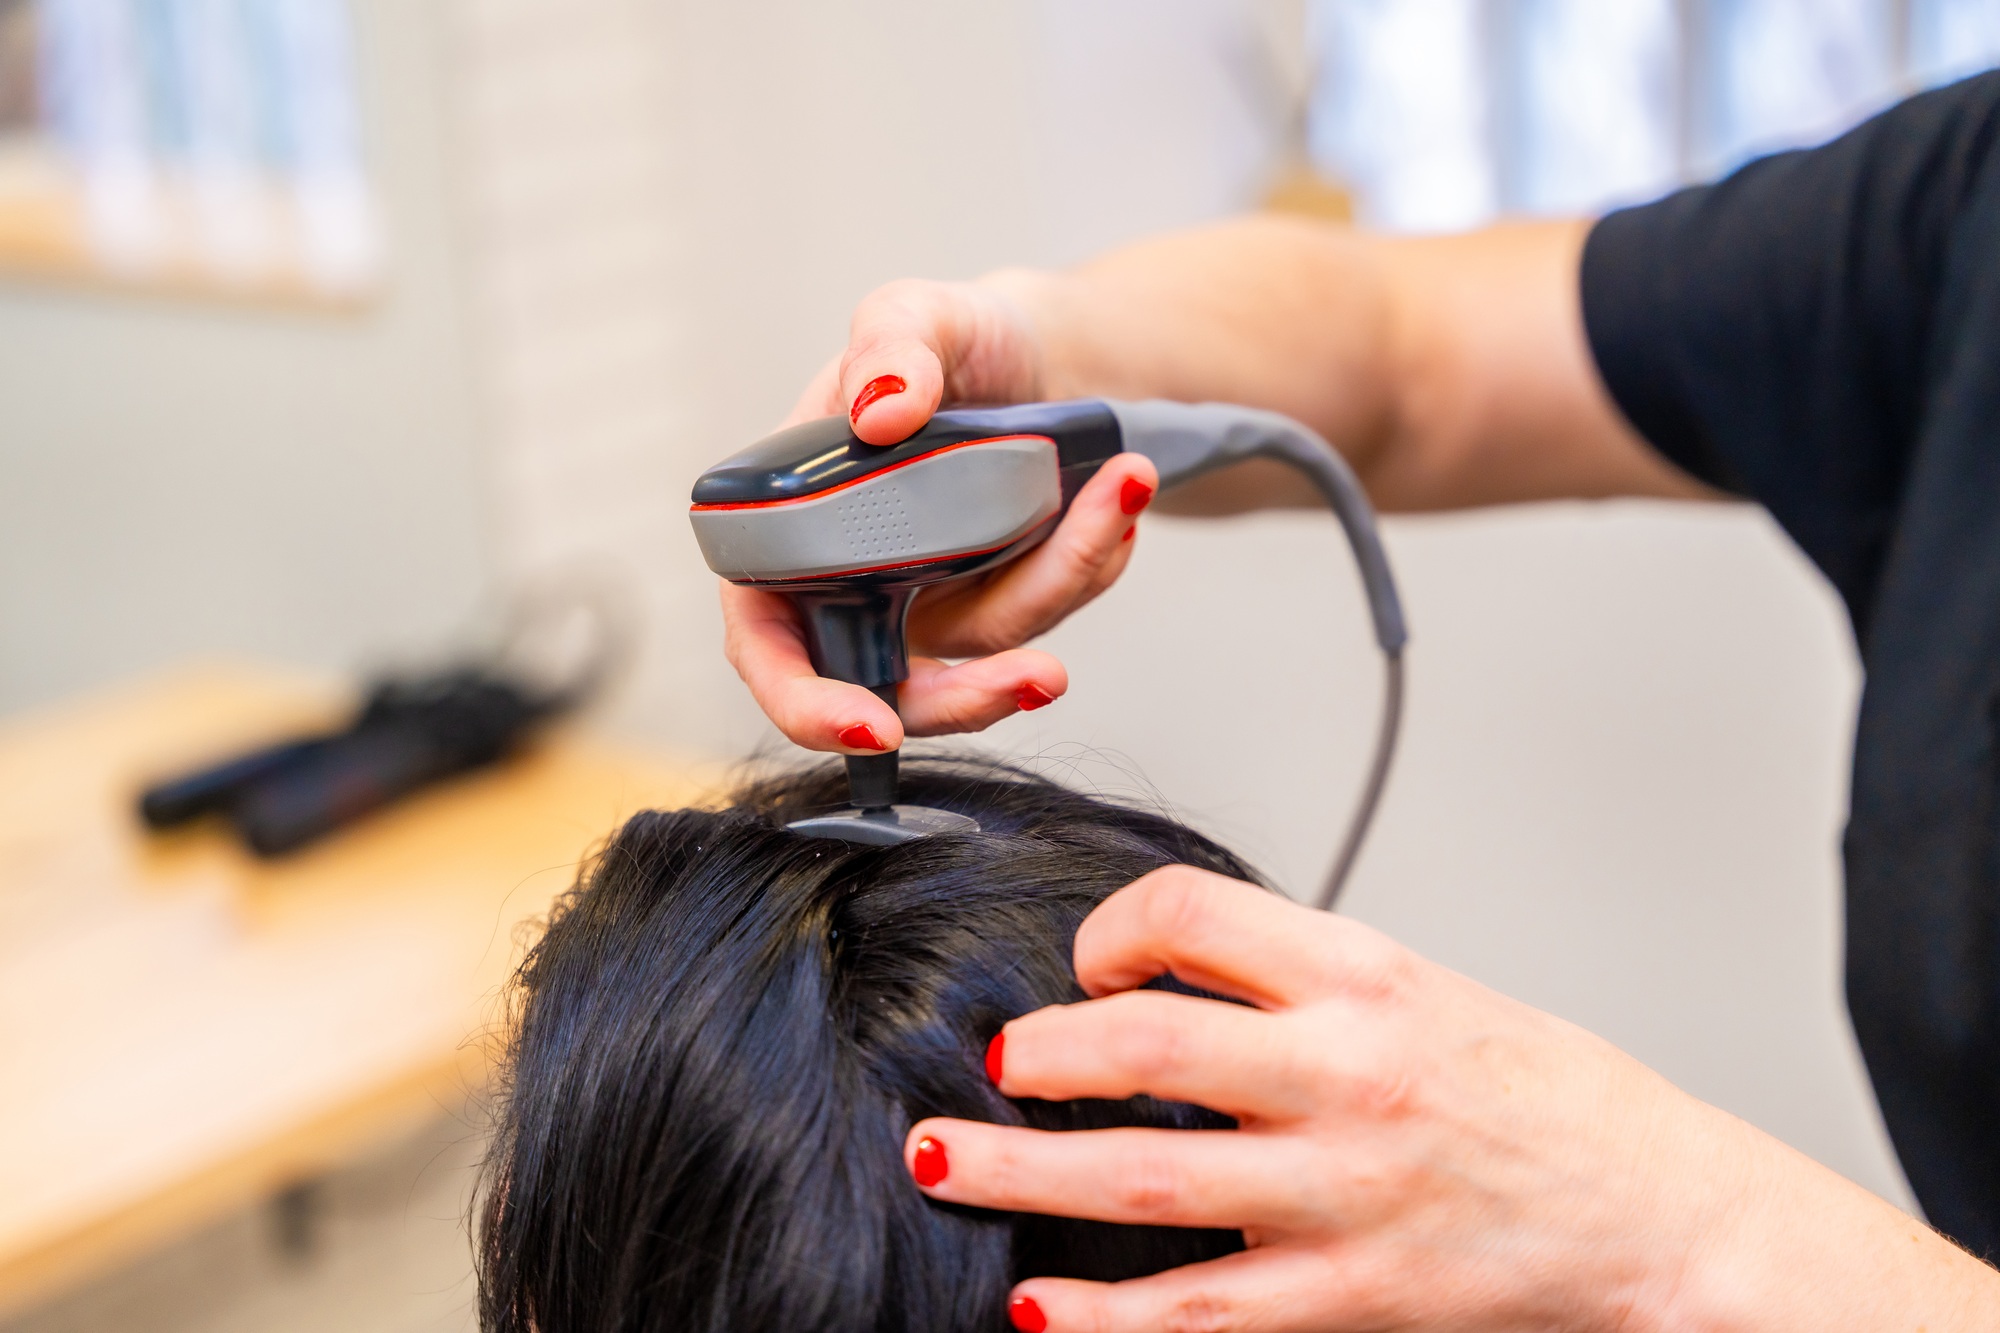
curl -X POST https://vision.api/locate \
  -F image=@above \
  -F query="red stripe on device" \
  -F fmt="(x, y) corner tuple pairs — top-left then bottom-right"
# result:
(687, 435), (1057, 511)
(733, 535), (1035, 584)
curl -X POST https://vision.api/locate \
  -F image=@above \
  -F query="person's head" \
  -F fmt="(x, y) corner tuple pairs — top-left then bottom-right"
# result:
(477, 759), (1257, 1332)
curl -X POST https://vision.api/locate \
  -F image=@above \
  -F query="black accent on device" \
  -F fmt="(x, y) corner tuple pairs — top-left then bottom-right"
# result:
(690, 400), (1123, 507)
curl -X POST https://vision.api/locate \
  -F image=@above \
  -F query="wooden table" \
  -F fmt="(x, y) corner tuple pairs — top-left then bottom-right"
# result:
(0, 665), (711, 1315)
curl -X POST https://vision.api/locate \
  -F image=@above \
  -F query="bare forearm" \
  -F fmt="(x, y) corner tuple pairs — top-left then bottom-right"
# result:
(1003, 215), (1400, 469)
(991, 214), (1709, 512)
(1687, 1112), (2000, 1331)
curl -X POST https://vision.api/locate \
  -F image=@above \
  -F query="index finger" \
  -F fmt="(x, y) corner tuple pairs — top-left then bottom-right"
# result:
(903, 1119), (1312, 1231)
(994, 990), (1319, 1121)
(719, 583), (1074, 750)
(1074, 867), (1394, 1008)
(906, 452), (1156, 660)
(718, 582), (905, 754)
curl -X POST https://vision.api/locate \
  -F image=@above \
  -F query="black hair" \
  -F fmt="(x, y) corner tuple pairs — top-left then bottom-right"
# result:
(476, 759), (1254, 1332)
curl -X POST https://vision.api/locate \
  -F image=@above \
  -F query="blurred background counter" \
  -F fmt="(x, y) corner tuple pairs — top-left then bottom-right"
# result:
(0, 663), (704, 1324)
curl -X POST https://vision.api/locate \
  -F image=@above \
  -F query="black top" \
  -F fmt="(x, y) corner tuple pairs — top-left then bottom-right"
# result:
(1582, 71), (2000, 1254)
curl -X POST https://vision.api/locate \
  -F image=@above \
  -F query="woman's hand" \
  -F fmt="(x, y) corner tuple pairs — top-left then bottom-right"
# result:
(906, 869), (2000, 1332)
(719, 273), (1160, 755)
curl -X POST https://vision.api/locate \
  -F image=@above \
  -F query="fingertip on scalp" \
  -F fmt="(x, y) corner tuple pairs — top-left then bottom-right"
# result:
(903, 1118), (955, 1186)
(1007, 1291), (1049, 1332)
(985, 1029), (1006, 1085)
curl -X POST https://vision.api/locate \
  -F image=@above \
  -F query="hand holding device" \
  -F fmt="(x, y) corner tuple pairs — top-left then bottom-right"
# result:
(722, 274), (1106, 760)
(692, 396), (1404, 899)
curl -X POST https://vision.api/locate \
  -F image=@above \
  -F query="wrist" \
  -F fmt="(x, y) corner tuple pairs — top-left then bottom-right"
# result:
(1658, 1114), (2000, 1332)
(973, 267), (1064, 400)
(975, 264), (1138, 405)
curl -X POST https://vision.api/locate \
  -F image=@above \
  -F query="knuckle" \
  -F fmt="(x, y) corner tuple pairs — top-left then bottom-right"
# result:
(1110, 1003), (1192, 1087)
(949, 623), (1013, 658)
(1343, 1056), (1421, 1122)
(1050, 527), (1111, 587)
(847, 279), (948, 348)
(784, 708), (829, 748)
(1139, 868), (1221, 946)
(874, 275), (943, 309)
(1314, 1252), (1396, 1321)
(1338, 1149), (1432, 1224)
(980, 1137), (1032, 1210)
(1160, 1291), (1242, 1333)
(963, 610), (1039, 658)
(854, 276), (931, 321)
(722, 637), (766, 688)
(1083, 547), (1130, 598)
(1078, 1308), (1121, 1333)
(1352, 935), (1422, 1001)
(1320, 915), (1420, 1000)
(1381, 947), (1424, 996)
(1108, 1149), (1189, 1223)
(919, 579), (1036, 659)
(918, 691), (991, 736)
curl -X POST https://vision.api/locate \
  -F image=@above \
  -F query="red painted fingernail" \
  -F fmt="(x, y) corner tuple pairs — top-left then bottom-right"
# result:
(850, 374), (907, 424)
(985, 1032), (1005, 1084)
(912, 1135), (948, 1187)
(1014, 683), (1056, 712)
(1119, 477), (1154, 515)
(1121, 525), (1136, 543)
(837, 723), (888, 751)
(1009, 1295), (1048, 1332)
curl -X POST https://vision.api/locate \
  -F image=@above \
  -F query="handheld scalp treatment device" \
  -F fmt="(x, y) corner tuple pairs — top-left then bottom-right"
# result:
(690, 399), (1407, 908)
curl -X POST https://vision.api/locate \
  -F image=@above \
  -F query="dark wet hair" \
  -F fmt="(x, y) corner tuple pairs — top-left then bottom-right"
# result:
(476, 759), (1254, 1332)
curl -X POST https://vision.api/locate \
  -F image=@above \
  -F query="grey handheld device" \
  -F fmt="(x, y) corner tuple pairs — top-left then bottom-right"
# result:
(689, 398), (1407, 908)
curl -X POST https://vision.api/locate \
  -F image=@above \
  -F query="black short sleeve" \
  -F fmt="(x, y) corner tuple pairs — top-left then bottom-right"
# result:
(1585, 72), (2000, 1254)
(1581, 71), (2000, 632)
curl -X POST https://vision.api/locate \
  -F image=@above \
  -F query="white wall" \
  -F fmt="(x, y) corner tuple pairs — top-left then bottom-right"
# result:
(0, 0), (490, 714)
(449, 0), (1910, 1208)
